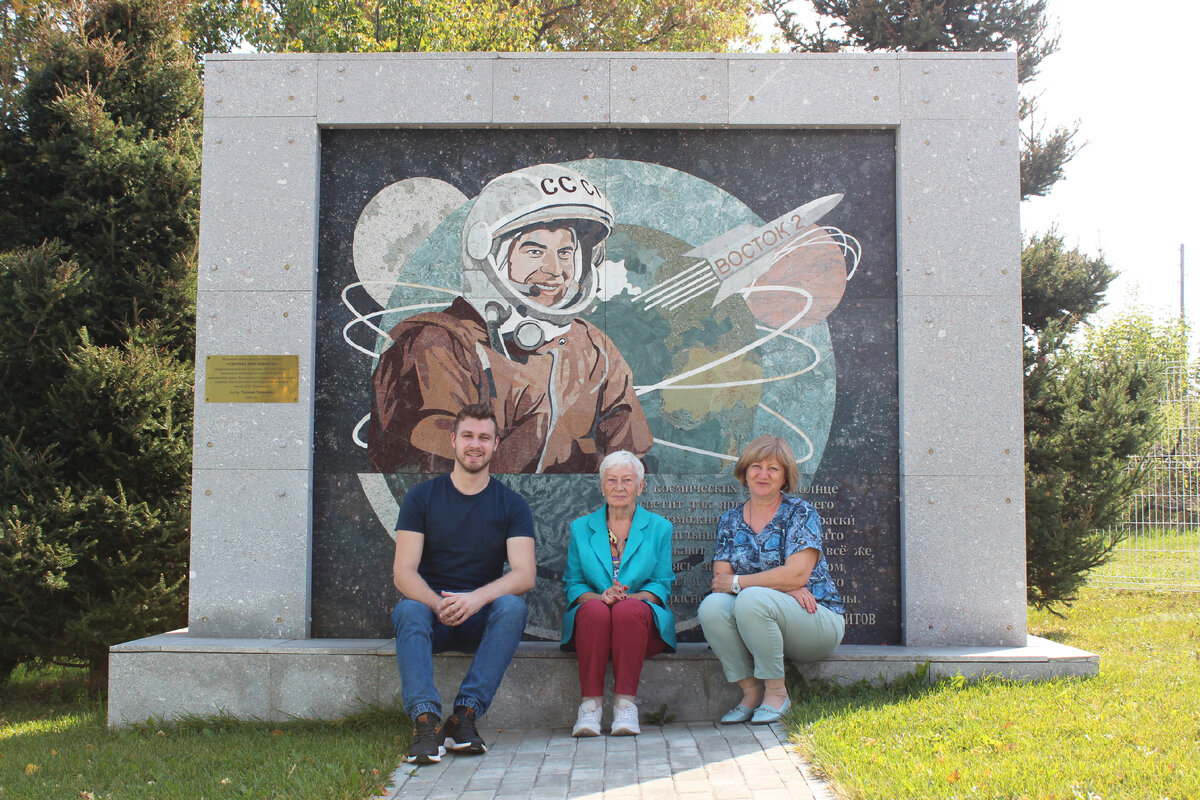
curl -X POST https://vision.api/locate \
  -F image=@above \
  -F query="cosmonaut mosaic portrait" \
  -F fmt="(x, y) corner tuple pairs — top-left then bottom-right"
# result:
(312, 130), (899, 644)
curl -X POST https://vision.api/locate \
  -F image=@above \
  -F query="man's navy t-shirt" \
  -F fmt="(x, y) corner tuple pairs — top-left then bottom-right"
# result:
(395, 474), (535, 594)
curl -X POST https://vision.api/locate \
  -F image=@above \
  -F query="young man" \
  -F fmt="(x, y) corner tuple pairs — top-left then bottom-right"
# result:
(390, 403), (537, 764)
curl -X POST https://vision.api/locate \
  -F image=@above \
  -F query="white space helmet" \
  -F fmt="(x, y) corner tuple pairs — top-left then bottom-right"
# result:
(461, 164), (614, 352)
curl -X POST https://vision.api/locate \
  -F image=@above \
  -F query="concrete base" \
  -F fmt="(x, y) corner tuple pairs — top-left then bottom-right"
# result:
(107, 631), (1097, 729)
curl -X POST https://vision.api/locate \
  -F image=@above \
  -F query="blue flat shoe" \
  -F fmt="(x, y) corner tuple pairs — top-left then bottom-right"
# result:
(750, 696), (791, 725)
(719, 704), (754, 724)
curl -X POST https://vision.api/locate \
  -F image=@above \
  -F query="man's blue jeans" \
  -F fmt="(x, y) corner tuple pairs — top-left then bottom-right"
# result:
(391, 594), (528, 720)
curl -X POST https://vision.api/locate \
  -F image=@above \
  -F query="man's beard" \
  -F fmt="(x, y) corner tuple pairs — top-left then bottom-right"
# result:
(455, 448), (492, 474)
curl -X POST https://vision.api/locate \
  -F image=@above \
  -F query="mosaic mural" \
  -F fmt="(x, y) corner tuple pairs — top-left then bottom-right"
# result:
(312, 130), (899, 644)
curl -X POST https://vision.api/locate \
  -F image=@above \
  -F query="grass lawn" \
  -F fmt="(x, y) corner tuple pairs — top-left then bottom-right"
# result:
(3, 588), (1197, 799)
(1090, 529), (1200, 590)
(789, 588), (1200, 800)
(0, 666), (406, 799)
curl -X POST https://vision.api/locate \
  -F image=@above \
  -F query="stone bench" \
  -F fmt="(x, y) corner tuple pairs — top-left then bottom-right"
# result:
(107, 632), (1096, 729)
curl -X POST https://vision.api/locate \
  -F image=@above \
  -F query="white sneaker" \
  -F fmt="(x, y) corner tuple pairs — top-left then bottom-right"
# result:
(572, 699), (602, 737)
(610, 698), (640, 736)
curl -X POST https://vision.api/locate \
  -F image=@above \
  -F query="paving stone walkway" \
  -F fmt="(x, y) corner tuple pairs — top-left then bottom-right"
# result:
(375, 721), (835, 800)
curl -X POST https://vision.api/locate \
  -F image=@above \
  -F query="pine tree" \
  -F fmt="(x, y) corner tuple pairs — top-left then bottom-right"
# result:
(1021, 234), (1162, 608)
(0, 0), (200, 689)
(762, 2), (1157, 608)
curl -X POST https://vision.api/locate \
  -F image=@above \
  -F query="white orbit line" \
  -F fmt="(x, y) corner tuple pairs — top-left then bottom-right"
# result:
(774, 227), (837, 262)
(341, 284), (391, 340)
(341, 281), (459, 357)
(754, 323), (810, 346)
(342, 278), (458, 296)
(775, 226), (862, 280)
(352, 413), (370, 448)
(342, 303), (450, 358)
(827, 229), (862, 279)
(777, 227), (855, 259)
(757, 402), (815, 464)
(634, 285), (812, 397)
(650, 437), (738, 462)
(341, 280), (458, 336)
(653, 334), (821, 391)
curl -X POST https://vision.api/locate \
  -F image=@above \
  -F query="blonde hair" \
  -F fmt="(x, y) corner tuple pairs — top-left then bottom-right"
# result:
(733, 436), (799, 494)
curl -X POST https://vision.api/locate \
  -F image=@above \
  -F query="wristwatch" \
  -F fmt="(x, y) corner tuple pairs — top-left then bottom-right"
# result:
(730, 574), (741, 594)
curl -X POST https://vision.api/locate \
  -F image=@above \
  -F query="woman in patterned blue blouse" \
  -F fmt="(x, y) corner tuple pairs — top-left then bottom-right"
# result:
(697, 435), (845, 725)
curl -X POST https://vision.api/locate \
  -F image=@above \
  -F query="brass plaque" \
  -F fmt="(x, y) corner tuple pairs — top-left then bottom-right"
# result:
(206, 355), (299, 403)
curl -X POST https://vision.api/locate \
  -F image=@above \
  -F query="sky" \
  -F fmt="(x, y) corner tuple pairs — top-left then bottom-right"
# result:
(757, 1), (1198, 342)
(1018, 0), (1199, 333)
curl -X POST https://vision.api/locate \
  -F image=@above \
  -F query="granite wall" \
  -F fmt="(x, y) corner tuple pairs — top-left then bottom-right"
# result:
(190, 53), (1025, 650)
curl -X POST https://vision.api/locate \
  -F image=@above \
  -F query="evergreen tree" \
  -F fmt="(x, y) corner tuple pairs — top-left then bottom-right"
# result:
(0, 0), (200, 689)
(1021, 234), (1162, 608)
(761, 2), (1157, 608)
(762, 0), (1076, 200)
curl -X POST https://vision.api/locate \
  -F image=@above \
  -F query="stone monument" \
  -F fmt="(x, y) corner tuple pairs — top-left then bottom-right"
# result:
(107, 52), (1096, 729)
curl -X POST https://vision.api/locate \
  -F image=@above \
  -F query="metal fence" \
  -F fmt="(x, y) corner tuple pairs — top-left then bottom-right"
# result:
(1089, 359), (1200, 591)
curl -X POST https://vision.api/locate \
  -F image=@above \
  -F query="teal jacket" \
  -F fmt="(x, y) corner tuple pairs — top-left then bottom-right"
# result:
(560, 504), (677, 651)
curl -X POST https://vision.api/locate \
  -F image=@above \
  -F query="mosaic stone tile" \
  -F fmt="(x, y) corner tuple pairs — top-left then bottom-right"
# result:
(311, 129), (901, 644)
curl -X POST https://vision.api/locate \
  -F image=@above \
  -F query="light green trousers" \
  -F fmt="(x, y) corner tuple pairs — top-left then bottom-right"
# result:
(697, 587), (845, 682)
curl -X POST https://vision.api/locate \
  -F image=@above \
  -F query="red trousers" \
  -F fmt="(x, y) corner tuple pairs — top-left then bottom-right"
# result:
(570, 598), (666, 697)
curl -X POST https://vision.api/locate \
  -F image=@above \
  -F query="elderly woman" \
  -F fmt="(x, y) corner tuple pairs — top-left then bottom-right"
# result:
(561, 450), (676, 737)
(698, 435), (844, 725)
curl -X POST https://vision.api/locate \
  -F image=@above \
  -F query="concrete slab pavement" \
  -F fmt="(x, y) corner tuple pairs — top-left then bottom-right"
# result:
(375, 720), (837, 800)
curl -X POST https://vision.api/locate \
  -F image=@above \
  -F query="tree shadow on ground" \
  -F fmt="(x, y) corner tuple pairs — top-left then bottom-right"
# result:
(1031, 626), (1074, 644)
(783, 661), (944, 726)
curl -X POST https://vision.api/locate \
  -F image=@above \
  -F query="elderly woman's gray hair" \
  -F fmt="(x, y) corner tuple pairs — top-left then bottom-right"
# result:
(598, 450), (645, 483)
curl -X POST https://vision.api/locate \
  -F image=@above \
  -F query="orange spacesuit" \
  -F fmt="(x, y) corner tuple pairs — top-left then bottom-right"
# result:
(367, 163), (652, 474)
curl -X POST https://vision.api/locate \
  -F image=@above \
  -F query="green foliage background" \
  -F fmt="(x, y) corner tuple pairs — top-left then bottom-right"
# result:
(0, 0), (200, 688)
(182, 0), (757, 56)
(0, 0), (762, 693)
(0, 0), (1177, 694)
(764, 1), (1172, 608)
(1021, 234), (1165, 608)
